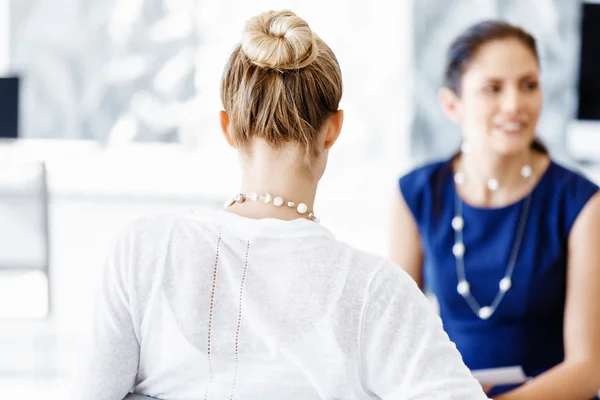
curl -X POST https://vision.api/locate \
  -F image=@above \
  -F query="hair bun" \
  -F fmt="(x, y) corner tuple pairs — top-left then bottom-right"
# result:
(241, 10), (319, 70)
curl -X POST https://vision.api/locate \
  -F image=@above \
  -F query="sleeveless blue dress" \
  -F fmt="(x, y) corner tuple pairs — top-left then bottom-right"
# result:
(399, 159), (599, 396)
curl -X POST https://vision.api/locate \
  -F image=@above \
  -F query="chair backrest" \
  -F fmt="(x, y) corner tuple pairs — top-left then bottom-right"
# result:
(123, 394), (161, 400)
(0, 160), (51, 318)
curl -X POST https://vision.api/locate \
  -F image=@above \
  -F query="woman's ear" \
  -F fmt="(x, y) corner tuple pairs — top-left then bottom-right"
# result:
(439, 87), (463, 124)
(323, 110), (344, 150)
(219, 110), (237, 148)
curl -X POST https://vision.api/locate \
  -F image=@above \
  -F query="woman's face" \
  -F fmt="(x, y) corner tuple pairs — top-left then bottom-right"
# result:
(447, 38), (543, 156)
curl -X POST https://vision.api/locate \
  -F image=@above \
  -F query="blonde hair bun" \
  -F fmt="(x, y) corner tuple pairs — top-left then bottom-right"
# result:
(241, 10), (319, 70)
(221, 10), (342, 163)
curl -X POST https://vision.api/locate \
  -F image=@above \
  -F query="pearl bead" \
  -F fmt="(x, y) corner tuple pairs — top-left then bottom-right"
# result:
(487, 178), (499, 191)
(297, 203), (308, 214)
(457, 280), (470, 296)
(499, 277), (512, 292)
(234, 193), (246, 203)
(247, 193), (258, 201)
(287, 201), (295, 207)
(224, 198), (235, 208)
(451, 216), (464, 232)
(454, 173), (465, 185)
(262, 193), (272, 204)
(460, 142), (470, 154)
(273, 196), (284, 207)
(478, 306), (492, 320)
(452, 242), (465, 258)
(521, 165), (533, 178)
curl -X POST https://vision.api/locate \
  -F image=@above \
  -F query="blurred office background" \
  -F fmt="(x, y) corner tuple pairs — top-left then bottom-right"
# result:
(0, 0), (599, 398)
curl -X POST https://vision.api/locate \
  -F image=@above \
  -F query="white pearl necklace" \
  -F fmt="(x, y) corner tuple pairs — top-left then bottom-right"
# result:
(454, 164), (533, 192)
(452, 193), (532, 319)
(457, 141), (534, 190)
(224, 192), (319, 223)
(452, 162), (534, 320)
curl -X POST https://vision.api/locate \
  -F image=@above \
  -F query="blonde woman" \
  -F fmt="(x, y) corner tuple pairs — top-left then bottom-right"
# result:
(72, 10), (487, 400)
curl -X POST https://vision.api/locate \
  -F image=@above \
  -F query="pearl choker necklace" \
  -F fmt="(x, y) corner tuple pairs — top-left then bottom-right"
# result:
(454, 164), (533, 191)
(224, 192), (319, 223)
(454, 142), (534, 191)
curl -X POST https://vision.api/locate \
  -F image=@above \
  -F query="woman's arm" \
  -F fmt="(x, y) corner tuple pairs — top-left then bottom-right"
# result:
(389, 187), (424, 289)
(361, 263), (489, 399)
(70, 226), (141, 400)
(496, 191), (600, 400)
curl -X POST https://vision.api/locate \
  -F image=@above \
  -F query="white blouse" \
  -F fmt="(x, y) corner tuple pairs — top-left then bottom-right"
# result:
(71, 210), (488, 400)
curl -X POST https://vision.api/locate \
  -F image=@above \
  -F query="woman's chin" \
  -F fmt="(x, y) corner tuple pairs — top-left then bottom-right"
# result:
(490, 135), (535, 156)
(491, 143), (533, 157)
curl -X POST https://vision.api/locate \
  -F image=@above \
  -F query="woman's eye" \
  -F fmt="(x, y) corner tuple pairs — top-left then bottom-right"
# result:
(483, 85), (501, 94)
(523, 81), (539, 91)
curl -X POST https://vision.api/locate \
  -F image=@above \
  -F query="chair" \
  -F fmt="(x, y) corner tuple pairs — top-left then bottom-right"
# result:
(0, 160), (51, 318)
(124, 394), (161, 400)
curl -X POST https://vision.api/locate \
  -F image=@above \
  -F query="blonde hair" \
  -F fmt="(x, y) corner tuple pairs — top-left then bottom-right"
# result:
(221, 10), (343, 162)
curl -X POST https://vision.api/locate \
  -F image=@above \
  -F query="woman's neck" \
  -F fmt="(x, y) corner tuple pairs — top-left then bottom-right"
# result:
(461, 148), (533, 186)
(226, 143), (320, 221)
(454, 149), (548, 207)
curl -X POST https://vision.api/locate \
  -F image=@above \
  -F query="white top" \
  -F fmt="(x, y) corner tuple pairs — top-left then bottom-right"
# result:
(72, 210), (488, 400)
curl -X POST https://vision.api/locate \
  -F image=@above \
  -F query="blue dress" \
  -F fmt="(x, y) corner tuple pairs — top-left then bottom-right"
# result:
(399, 159), (599, 396)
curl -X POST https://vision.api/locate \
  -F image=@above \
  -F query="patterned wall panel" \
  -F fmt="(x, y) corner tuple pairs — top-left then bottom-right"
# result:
(9, 0), (412, 167)
(11, 0), (199, 143)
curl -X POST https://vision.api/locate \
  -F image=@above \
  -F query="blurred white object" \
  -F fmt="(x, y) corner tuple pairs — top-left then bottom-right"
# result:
(0, 0), (9, 74)
(471, 366), (527, 386)
(0, 270), (48, 319)
(567, 121), (600, 162)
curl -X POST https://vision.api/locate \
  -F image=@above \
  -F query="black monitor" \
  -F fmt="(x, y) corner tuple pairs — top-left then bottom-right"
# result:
(577, 1), (600, 120)
(0, 76), (19, 139)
